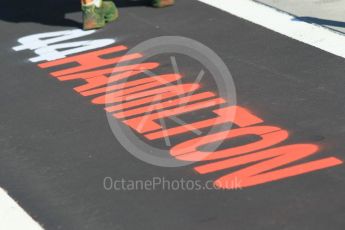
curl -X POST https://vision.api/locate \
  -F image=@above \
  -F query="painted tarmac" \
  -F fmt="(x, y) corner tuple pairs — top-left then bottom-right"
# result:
(1, 0), (345, 229)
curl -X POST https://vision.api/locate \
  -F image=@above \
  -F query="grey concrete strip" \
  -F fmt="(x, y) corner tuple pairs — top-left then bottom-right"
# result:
(257, 0), (345, 33)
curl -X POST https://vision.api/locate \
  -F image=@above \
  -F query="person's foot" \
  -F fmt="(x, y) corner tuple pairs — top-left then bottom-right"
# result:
(151, 0), (175, 8)
(82, 1), (118, 30)
(103, 1), (119, 23)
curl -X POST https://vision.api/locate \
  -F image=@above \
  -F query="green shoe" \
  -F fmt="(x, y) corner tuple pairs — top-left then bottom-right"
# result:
(82, 1), (118, 30)
(103, 1), (119, 23)
(151, 0), (175, 8)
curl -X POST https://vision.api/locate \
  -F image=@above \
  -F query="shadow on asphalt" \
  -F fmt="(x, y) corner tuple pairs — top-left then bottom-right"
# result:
(0, 0), (154, 28)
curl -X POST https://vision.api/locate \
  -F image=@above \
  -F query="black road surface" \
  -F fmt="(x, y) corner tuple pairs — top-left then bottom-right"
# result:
(1, 0), (345, 229)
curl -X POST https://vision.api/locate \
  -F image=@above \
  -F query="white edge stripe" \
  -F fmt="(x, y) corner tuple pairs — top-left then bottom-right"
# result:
(197, 0), (345, 58)
(0, 188), (44, 230)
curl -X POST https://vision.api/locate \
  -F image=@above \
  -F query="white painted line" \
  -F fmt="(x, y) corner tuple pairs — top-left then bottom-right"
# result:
(197, 0), (345, 58)
(0, 188), (44, 230)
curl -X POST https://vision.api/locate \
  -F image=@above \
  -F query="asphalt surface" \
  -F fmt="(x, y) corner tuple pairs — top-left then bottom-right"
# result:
(1, 0), (345, 229)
